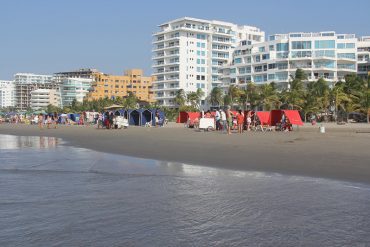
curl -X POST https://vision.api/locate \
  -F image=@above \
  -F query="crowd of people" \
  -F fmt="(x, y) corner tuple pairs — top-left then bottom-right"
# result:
(189, 108), (293, 134)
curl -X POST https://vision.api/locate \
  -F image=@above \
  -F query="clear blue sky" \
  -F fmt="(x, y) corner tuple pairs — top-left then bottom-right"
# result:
(1, 0), (369, 80)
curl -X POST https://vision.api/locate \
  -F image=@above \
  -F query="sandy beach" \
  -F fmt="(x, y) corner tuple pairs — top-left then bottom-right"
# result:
(1, 123), (369, 184)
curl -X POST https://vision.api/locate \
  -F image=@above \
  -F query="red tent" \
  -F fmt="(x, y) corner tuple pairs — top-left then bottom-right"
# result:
(256, 111), (271, 125)
(176, 111), (201, 123)
(270, 110), (303, 126)
(283, 110), (303, 126)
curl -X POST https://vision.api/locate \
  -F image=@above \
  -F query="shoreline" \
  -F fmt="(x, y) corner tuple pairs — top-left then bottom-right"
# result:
(1, 123), (370, 184)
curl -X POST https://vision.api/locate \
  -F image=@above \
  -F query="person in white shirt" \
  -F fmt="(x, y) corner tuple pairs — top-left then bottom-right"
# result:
(215, 110), (221, 130)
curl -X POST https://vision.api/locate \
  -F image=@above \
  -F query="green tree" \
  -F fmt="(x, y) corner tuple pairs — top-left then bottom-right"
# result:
(259, 83), (280, 111)
(208, 87), (223, 107)
(125, 92), (138, 109)
(187, 88), (204, 110)
(174, 89), (186, 108)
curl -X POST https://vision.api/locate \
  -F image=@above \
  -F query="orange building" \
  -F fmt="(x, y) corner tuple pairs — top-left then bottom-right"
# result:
(86, 69), (155, 102)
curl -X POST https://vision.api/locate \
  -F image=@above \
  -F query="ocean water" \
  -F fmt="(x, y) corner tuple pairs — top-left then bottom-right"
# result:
(0, 135), (370, 247)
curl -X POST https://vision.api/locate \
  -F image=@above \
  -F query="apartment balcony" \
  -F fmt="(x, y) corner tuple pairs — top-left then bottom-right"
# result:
(314, 76), (336, 81)
(337, 56), (356, 62)
(313, 66), (336, 72)
(152, 62), (166, 68)
(152, 39), (165, 45)
(290, 65), (312, 70)
(337, 66), (356, 72)
(312, 55), (336, 61)
(152, 85), (180, 91)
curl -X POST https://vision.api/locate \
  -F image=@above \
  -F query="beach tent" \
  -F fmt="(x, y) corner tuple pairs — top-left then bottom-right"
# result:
(129, 109), (141, 126)
(256, 111), (270, 125)
(114, 110), (121, 116)
(270, 110), (303, 126)
(176, 111), (200, 123)
(140, 109), (152, 126)
(283, 110), (304, 126)
(150, 109), (165, 126)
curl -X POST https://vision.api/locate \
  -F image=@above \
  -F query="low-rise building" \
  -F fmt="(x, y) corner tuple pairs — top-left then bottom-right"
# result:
(86, 69), (154, 103)
(30, 89), (60, 109)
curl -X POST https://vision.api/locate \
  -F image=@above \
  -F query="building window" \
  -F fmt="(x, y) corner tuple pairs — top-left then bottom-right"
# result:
(292, 41), (312, 49)
(315, 40), (335, 49)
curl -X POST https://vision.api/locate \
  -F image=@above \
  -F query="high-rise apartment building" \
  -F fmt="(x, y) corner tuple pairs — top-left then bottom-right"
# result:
(152, 17), (265, 107)
(221, 32), (358, 90)
(60, 78), (93, 107)
(30, 89), (60, 109)
(0, 80), (15, 108)
(357, 36), (370, 80)
(86, 69), (154, 103)
(14, 73), (57, 110)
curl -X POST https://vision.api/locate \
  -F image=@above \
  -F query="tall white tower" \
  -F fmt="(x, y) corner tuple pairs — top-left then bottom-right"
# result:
(152, 17), (265, 107)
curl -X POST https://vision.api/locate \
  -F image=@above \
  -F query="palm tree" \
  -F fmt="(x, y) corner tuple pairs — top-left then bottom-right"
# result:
(174, 89), (186, 108)
(208, 87), (223, 107)
(228, 85), (241, 106)
(187, 88), (204, 110)
(259, 83), (280, 110)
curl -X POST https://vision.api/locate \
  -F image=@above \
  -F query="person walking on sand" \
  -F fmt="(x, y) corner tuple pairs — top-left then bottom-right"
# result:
(236, 110), (244, 134)
(246, 111), (252, 131)
(225, 107), (233, 135)
(38, 114), (44, 130)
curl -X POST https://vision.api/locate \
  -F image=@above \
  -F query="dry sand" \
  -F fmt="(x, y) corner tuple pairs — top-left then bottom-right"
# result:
(1, 123), (370, 184)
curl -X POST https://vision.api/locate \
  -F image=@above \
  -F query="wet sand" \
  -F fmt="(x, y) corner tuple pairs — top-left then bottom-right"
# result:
(1, 123), (370, 184)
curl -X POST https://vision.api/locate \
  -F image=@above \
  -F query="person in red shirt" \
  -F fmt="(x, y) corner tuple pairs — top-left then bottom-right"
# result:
(236, 110), (245, 134)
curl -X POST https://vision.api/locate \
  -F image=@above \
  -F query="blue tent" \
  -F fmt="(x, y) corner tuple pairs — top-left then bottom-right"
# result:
(129, 109), (141, 126)
(149, 109), (165, 126)
(116, 109), (129, 120)
(140, 109), (153, 126)
(68, 113), (80, 122)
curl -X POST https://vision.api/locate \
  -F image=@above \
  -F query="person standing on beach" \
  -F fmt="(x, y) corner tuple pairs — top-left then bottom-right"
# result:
(220, 109), (227, 133)
(215, 110), (221, 131)
(53, 112), (58, 129)
(225, 108), (233, 134)
(236, 110), (244, 134)
(246, 111), (252, 131)
(38, 114), (44, 130)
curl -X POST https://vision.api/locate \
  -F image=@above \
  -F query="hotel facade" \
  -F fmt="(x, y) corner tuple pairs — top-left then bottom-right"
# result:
(86, 69), (154, 103)
(152, 17), (265, 107)
(220, 32), (358, 90)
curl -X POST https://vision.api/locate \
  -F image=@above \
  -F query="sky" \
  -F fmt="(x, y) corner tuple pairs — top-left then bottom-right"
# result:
(0, 0), (369, 80)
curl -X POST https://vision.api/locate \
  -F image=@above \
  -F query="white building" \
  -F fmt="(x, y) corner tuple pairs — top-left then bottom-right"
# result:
(0, 80), (15, 108)
(30, 89), (60, 110)
(14, 73), (54, 85)
(221, 31), (358, 90)
(152, 17), (265, 107)
(60, 78), (93, 107)
(357, 36), (370, 79)
(14, 73), (57, 110)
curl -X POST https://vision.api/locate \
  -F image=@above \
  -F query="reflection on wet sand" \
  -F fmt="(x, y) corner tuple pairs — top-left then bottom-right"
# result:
(0, 135), (59, 150)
